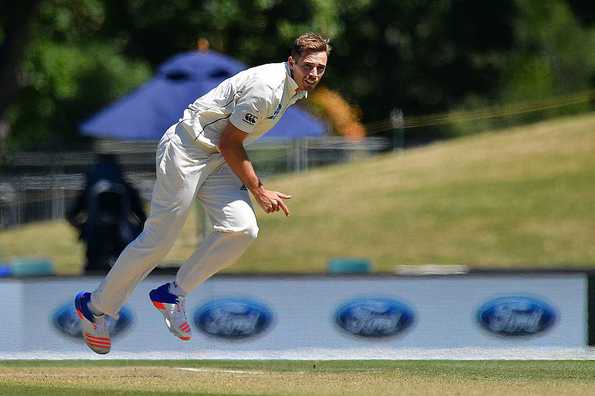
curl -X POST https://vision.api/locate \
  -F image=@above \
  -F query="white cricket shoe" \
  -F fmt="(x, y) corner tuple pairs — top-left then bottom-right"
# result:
(74, 291), (111, 354)
(149, 283), (192, 341)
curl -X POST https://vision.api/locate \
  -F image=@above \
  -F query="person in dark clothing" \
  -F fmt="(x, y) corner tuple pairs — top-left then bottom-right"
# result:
(67, 154), (146, 273)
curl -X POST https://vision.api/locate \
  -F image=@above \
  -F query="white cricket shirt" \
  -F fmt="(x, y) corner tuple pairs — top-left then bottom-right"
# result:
(179, 62), (307, 152)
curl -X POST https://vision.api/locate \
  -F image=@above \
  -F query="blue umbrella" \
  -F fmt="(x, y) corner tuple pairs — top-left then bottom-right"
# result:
(80, 51), (326, 140)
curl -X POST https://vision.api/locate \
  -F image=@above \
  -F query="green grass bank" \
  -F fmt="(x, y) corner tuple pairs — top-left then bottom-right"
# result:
(2, 113), (595, 274)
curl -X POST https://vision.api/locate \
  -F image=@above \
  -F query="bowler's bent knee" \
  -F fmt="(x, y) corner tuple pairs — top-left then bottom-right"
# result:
(212, 220), (259, 241)
(217, 223), (259, 247)
(242, 223), (259, 240)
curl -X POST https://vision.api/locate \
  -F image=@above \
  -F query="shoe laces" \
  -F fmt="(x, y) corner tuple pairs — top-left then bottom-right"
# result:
(175, 296), (186, 314)
(93, 315), (109, 333)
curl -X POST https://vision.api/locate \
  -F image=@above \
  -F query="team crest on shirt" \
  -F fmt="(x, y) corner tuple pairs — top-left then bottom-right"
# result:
(243, 113), (258, 125)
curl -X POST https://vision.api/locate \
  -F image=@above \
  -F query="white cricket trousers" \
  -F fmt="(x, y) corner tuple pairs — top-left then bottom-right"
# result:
(91, 122), (259, 317)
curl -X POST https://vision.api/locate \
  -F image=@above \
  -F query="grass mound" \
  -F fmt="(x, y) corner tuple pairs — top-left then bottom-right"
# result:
(239, 112), (595, 271)
(2, 113), (595, 274)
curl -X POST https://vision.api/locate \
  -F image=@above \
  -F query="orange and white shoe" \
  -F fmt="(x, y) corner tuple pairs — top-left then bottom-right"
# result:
(149, 283), (192, 341)
(74, 292), (111, 354)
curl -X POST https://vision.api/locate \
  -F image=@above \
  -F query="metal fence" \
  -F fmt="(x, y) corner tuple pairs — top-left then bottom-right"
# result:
(0, 137), (389, 229)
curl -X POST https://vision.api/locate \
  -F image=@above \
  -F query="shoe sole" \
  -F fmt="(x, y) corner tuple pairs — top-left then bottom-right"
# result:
(75, 309), (111, 354)
(151, 300), (192, 341)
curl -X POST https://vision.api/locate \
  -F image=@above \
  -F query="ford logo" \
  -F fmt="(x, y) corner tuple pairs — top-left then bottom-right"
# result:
(477, 296), (557, 337)
(193, 298), (274, 339)
(52, 303), (133, 339)
(335, 298), (415, 338)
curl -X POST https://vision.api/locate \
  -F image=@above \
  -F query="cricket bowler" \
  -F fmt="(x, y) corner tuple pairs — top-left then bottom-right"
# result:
(75, 33), (330, 354)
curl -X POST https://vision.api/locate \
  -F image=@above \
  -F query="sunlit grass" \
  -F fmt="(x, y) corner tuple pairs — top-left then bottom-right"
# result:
(2, 113), (595, 274)
(1, 360), (595, 396)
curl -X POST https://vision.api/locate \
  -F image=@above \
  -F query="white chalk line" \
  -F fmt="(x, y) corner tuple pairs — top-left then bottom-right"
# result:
(174, 367), (383, 374)
(3, 347), (595, 360)
(175, 367), (267, 374)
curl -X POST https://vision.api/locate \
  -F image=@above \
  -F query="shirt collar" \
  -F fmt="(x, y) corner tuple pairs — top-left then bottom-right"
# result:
(285, 62), (308, 100)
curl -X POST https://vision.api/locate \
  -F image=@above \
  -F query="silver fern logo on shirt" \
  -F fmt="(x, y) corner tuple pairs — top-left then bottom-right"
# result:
(243, 113), (257, 125)
(267, 103), (282, 119)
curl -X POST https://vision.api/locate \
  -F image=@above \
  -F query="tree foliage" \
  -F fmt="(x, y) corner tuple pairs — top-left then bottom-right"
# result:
(0, 0), (593, 150)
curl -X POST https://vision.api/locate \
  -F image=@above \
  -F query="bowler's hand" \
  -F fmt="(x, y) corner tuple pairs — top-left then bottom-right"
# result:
(251, 188), (292, 216)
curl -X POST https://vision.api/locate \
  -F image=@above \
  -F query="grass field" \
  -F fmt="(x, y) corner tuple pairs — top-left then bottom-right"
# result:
(2, 113), (595, 274)
(1, 360), (595, 395)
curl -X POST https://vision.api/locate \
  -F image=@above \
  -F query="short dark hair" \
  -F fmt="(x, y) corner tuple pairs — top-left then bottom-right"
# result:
(291, 33), (331, 60)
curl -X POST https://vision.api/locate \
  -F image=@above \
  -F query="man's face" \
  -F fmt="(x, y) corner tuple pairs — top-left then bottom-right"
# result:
(288, 50), (328, 92)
